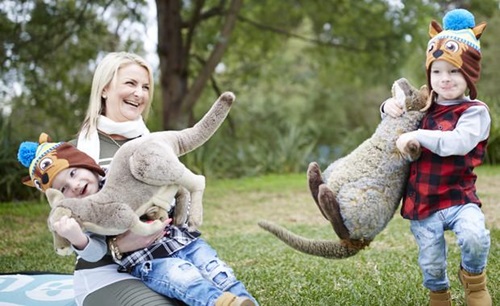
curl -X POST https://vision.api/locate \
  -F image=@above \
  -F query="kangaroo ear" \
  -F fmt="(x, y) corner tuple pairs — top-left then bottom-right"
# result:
(45, 188), (65, 208)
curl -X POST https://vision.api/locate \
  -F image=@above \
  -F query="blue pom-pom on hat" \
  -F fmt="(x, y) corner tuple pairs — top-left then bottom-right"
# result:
(18, 141), (39, 168)
(443, 8), (475, 30)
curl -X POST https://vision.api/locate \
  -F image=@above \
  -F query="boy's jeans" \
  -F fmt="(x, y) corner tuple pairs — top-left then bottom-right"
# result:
(410, 203), (490, 292)
(131, 238), (258, 306)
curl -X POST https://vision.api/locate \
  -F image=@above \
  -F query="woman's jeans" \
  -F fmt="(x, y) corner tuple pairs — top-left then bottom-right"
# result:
(410, 204), (490, 292)
(130, 238), (258, 306)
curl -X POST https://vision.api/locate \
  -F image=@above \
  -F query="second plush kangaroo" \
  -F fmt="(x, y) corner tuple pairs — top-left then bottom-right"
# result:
(259, 79), (430, 259)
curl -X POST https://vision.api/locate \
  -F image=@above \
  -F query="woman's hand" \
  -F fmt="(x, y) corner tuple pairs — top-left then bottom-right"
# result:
(52, 215), (89, 250)
(114, 218), (171, 253)
(382, 97), (404, 118)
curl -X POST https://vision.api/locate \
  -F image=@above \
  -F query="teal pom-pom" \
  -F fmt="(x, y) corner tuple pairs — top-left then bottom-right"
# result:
(18, 141), (38, 168)
(443, 9), (475, 30)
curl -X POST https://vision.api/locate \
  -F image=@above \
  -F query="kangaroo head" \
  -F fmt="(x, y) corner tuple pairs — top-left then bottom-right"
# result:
(392, 78), (430, 112)
(45, 188), (66, 209)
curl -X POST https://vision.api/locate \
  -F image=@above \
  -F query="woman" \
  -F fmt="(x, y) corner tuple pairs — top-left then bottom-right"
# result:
(72, 52), (182, 306)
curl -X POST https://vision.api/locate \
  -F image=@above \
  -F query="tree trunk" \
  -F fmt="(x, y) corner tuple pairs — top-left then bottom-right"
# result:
(156, 0), (243, 130)
(156, 0), (187, 130)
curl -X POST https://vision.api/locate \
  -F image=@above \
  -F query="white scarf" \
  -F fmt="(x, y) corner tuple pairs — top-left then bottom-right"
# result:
(77, 115), (150, 162)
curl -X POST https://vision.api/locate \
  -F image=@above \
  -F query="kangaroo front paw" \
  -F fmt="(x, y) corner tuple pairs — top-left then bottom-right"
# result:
(187, 215), (202, 232)
(145, 206), (168, 221)
(53, 233), (73, 256)
(404, 139), (421, 162)
(56, 247), (74, 256)
(396, 133), (421, 162)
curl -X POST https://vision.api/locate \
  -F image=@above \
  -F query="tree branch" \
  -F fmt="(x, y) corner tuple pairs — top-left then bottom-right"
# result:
(237, 15), (365, 52)
(183, 0), (243, 111)
(184, 0), (206, 61)
(182, 0), (226, 28)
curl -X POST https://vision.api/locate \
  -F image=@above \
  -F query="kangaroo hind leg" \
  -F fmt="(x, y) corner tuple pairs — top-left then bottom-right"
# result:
(307, 162), (330, 221)
(175, 167), (205, 231)
(318, 184), (350, 240)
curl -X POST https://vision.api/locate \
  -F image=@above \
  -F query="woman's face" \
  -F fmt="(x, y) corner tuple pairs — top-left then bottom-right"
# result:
(103, 63), (151, 122)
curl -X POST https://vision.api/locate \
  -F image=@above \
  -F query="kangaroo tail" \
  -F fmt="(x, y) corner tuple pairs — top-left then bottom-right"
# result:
(258, 220), (368, 259)
(176, 91), (235, 155)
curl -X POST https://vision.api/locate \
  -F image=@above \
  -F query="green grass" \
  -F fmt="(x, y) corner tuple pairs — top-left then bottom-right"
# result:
(1, 168), (499, 305)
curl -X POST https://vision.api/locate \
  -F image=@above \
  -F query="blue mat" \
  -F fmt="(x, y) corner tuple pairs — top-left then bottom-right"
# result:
(0, 273), (75, 306)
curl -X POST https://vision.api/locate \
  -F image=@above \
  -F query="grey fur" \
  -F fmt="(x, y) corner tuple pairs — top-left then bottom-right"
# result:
(259, 78), (430, 259)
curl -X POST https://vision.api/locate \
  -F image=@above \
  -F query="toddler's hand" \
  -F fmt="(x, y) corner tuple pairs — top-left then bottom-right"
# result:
(52, 216), (88, 250)
(383, 97), (404, 118)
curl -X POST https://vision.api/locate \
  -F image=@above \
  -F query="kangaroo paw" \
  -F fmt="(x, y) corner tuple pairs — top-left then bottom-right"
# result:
(307, 162), (329, 220)
(145, 206), (168, 221)
(173, 187), (190, 226)
(318, 184), (350, 240)
(53, 232), (73, 256)
(405, 139), (422, 162)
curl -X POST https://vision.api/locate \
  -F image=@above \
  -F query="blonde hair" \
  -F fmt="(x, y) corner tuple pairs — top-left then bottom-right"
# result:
(79, 52), (154, 138)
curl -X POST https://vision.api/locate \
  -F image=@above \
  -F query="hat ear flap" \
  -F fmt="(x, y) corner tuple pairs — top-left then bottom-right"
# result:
(473, 22), (487, 39)
(22, 175), (35, 187)
(421, 89), (434, 112)
(39, 133), (51, 144)
(429, 20), (442, 38)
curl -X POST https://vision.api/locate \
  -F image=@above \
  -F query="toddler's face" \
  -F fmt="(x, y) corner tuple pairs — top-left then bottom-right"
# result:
(51, 167), (100, 198)
(430, 60), (468, 102)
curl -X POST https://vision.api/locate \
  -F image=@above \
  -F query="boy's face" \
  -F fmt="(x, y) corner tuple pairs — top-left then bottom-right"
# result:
(430, 60), (468, 102)
(51, 167), (100, 198)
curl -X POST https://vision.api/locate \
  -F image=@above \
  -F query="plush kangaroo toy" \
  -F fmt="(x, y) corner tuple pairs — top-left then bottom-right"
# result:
(259, 79), (430, 259)
(44, 91), (235, 255)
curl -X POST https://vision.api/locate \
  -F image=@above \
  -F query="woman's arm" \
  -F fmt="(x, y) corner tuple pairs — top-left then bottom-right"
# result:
(114, 219), (170, 253)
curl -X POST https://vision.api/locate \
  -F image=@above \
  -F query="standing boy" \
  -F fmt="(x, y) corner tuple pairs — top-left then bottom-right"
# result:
(383, 9), (491, 306)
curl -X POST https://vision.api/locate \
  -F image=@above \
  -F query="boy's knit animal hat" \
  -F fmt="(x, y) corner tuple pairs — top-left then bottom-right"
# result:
(17, 133), (105, 192)
(426, 9), (487, 100)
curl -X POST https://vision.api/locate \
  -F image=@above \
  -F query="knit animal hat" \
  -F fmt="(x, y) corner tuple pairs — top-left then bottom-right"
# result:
(426, 9), (487, 100)
(17, 133), (105, 192)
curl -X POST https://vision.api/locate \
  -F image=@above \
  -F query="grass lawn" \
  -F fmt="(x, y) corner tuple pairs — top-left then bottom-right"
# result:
(1, 166), (499, 305)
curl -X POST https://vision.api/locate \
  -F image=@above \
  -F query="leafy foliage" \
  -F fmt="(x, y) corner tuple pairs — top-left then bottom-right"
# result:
(1, 0), (149, 140)
(484, 97), (500, 164)
(2, 0), (500, 201)
(0, 116), (38, 202)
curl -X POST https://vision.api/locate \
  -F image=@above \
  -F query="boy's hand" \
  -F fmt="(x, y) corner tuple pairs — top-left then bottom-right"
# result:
(383, 97), (404, 118)
(52, 216), (88, 250)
